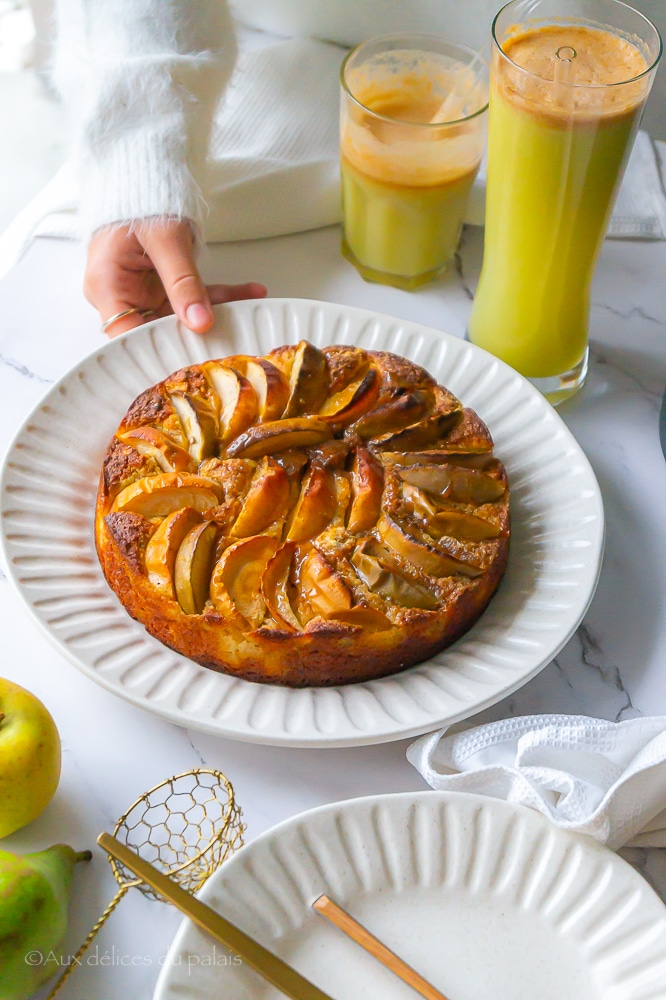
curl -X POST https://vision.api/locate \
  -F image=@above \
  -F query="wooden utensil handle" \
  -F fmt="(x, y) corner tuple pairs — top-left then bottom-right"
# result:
(313, 895), (451, 1000)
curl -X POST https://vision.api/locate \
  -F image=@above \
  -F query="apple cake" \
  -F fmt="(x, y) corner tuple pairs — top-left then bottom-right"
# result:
(95, 341), (510, 686)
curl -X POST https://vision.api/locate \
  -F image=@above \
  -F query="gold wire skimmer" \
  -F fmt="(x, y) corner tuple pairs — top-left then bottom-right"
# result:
(46, 768), (245, 998)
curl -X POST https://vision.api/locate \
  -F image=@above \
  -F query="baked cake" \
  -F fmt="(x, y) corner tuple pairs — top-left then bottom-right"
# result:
(95, 341), (510, 686)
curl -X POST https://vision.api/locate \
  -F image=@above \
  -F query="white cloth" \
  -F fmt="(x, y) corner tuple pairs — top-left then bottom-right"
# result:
(203, 37), (344, 242)
(407, 715), (666, 850)
(607, 131), (666, 239)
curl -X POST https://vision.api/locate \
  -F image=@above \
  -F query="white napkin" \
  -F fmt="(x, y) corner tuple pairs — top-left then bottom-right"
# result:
(606, 131), (666, 239)
(407, 715), (666, 849)
(203, 37), (343, 243)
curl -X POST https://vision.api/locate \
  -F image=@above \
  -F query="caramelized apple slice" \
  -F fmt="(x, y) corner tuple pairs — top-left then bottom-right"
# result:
(447, 467), (506, 504)
(332, 470), (352, 526)
(329, 605), (392, 631)
(308, 439), (350, 470)
(210, 535), (278, 627)
(204, 363), (257, 444)
(347, 446), (384, 533)
(428, 510), (501, 541)
(398, 465), (505, 504)
(299, 548), (353, 619)
(444, 454), (497, 470)
(261, 542), (301, 631)
(113, 473), (221, 517)
(383, 451), (495, 469)
(378, 411), (461, 452)
(318, 368), (379, 427)
(349, 390), (431, 440)
(285, 464), (337, 542)
(219, 355), (290, 422)
(174, 520), (219, 614)
(397, 464), (452, 498)
(144, 507), (203, 595)
(116, 427), (192, 473)
(168, 392), (218, 462)
(230, 458), (290, 537)
(225, 417), (330, 459)
(351, 546), (438, 609)
(323, 345), (370, 393)
(283, 341), (330, 417)
(378, 513), (482, 578)
(400, 482), (438, 520)
(439, 407), (494, 453)
(245, 358), (290, 421)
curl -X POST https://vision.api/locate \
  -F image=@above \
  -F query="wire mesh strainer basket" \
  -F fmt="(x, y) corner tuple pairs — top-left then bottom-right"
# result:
(46, 768), (245, 998)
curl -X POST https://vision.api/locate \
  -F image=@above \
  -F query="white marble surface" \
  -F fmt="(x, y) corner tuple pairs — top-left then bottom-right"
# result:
(0, 224), (665, 998)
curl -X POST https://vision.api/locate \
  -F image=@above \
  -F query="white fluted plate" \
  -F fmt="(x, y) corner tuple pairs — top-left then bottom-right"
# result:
(0, 299), (604, 746)
(154, 791), (666, 1000)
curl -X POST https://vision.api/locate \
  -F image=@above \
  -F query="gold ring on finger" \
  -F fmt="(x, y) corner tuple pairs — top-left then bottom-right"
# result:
(101, 308), (156, 334)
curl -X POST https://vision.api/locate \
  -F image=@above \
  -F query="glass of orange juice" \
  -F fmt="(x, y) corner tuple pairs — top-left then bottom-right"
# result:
(468, 0), (662, 404)
(340, 34), (489, 290)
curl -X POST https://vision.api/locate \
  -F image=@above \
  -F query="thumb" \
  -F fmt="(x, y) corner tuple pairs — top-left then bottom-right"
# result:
(140, 221), (213, 333)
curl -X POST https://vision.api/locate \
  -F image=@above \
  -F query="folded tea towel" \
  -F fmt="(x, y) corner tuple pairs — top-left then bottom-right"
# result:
(606, 132), (666, 239)
(407, 714), (666, 849)
(1, 34), (665, 280)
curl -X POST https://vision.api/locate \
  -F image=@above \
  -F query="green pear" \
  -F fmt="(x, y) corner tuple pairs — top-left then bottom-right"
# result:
(0, 843), (92, 1000)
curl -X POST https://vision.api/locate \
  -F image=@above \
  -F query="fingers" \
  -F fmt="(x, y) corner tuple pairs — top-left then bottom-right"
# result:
(98, 284), (267, 338)
(84, 220), (269, 339)
(139, 220), (214, 333)
(85, 225), (169, 337)
(208, 282), (268, 304)
(85, 227), (137, 335)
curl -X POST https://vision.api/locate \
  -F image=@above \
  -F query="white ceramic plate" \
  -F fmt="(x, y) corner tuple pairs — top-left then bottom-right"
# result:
(154, 791), (666, 1000)
(0, 298), (604, 747)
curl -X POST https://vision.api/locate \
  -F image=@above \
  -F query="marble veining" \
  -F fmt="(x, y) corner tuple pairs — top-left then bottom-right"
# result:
(594, 302), (663, 327)
(0, 352), (53, 383)
(593, 347), (665, 407)
(0, 226), (665, 998)
(576, 624), (638, 723)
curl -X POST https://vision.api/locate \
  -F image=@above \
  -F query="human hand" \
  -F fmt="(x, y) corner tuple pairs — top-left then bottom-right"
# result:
(84, 219), (267, 337)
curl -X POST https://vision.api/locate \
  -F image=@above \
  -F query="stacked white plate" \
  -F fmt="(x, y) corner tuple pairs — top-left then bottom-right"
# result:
(154, 791), (666, 999)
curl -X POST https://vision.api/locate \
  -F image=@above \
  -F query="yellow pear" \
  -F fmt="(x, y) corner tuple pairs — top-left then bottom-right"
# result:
(0, 678), (61, 838)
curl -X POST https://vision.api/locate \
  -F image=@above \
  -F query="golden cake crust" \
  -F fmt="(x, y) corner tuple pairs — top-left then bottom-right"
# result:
(95, 342), (510, 686)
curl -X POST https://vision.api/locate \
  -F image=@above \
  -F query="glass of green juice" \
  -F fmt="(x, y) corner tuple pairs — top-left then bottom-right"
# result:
(467, 0), (662, 405)
(340, 34), (489, 290)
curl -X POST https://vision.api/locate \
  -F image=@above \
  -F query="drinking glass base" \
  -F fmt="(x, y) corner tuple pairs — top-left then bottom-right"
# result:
(341, 237), (449, 290)
(527, 350), (589, 406)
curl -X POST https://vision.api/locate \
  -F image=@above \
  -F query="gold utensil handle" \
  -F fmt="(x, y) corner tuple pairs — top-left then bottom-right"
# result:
(45, 886), (128, 999)
(313, 894), (451, 1000)
(97, 834), (337, 1000)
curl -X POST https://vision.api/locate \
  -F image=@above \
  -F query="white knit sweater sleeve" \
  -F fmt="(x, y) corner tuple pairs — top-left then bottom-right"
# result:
(53, 0), (237, 238)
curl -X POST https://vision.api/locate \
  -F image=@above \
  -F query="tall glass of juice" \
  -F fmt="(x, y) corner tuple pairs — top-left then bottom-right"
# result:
(468, 0), (662, 404)
(340, 35), (489, 290)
